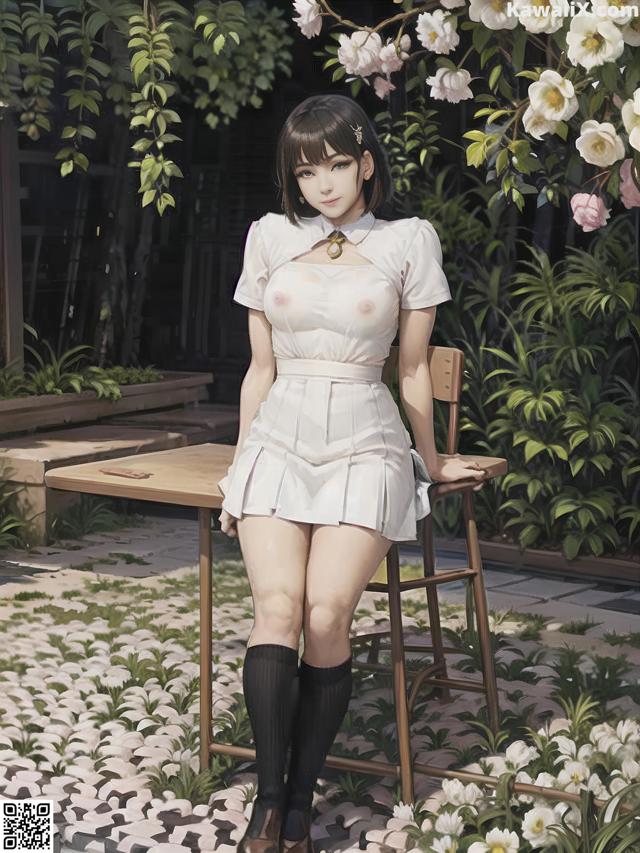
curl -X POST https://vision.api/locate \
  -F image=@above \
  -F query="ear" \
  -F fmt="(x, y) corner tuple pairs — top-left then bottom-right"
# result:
(362, 149), (375, 180)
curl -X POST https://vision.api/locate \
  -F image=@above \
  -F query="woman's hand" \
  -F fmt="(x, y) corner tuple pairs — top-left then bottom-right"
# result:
(427, 452), (486, 491)
(219, 508), (239, 537)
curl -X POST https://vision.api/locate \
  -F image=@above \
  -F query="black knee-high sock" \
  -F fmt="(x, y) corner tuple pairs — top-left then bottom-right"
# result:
(242, 642), (300, 817)
(282, 654), (353, 839)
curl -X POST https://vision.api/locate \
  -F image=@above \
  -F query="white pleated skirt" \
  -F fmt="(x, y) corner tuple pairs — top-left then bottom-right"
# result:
(218, 358), (432, 542)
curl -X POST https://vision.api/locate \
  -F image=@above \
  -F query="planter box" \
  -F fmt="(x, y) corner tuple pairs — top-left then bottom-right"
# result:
(0, 371), (214, 436)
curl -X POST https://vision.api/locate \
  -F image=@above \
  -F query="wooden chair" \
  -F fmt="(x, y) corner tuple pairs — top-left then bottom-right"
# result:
(351, 344), (508, 803)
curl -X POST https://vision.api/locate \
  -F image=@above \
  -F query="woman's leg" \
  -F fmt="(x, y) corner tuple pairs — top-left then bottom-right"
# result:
(282, 522), (392, 841)
(236, 514), (310, 835)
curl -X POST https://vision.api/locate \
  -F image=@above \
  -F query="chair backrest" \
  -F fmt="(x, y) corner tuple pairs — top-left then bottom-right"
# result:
(381, 344), (464, 455)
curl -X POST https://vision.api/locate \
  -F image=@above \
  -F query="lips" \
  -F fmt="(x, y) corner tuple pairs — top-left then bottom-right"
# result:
(323, 197), (341, 204)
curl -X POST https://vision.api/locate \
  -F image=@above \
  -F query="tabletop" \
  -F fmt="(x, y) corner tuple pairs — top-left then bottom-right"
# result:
(44, 443), (235, 508)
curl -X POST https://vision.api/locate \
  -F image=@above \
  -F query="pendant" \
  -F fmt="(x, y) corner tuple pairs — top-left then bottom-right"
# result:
(326, 229), (346, 259)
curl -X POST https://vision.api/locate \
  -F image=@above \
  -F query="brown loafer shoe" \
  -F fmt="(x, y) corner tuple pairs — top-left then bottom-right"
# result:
(280, 809), (313, 853)
(238, 799), (283, 853)
(280, 833), (313, 853)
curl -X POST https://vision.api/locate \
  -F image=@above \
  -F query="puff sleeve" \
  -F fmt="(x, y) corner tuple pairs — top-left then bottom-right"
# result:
(400, 218), (452, 310)
(232, 217), (270, 310)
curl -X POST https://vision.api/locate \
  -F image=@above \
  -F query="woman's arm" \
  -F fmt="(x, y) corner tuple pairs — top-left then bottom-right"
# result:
(397, 306), (484, 485)
(230, 308), (275, 469)
(397, 305), (439, 475)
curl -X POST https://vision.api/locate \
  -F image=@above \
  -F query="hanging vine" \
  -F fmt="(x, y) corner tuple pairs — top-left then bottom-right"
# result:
(127, 1), (184, 214)
(56, 0), (110, 175)
(0, 0), (293, 214)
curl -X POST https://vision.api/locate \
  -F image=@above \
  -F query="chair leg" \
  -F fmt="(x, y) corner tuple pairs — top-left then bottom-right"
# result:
(462, 490), (500, 734)
(367, 633), (381, 664)
(422, 514), (451, 704)
(386, 544), (414, 804)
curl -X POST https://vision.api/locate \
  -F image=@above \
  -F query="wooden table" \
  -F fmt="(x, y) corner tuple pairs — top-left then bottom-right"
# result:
(44, 442), (396, 783)
(44, 442), (234, 771)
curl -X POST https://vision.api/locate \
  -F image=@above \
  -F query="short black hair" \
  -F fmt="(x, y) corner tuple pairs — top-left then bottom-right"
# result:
(275, 94), (393, 225)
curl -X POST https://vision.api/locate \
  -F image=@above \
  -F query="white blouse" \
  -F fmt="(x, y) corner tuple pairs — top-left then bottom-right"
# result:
(232, 210), (452, 315)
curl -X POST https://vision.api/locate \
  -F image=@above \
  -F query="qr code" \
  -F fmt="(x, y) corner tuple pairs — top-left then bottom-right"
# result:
(0, 799), (54, 852)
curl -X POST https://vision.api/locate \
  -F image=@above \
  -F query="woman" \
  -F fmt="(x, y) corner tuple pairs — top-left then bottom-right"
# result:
(217, 93), (485, 853)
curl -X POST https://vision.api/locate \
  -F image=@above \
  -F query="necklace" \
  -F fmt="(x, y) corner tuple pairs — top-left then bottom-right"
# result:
(326, 217), (376, 260)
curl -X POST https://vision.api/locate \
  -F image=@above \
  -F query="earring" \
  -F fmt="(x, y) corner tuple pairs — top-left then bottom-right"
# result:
(299, 194), (305, 203)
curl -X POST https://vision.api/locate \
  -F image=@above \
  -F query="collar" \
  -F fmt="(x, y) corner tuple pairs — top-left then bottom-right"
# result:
(305, 209), (376, 243)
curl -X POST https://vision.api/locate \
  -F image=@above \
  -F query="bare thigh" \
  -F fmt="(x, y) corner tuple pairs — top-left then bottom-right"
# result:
(236, 514), (311, 651)
(301, 522), (393, 666)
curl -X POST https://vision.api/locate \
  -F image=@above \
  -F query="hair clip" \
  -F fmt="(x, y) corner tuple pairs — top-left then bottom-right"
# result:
(350, 123), (363, 145)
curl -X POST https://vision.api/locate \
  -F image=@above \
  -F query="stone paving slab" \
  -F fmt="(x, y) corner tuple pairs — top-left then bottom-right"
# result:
(512, 598), (640, 635)
(554, 588), (640, 607)
(487, 575), (598, 600)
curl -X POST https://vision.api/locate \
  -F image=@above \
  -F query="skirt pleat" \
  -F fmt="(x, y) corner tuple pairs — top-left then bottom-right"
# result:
(219, 374), (428, 541)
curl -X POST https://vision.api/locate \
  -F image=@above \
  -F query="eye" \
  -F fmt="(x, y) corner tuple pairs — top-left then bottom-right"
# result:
(295, 160), (351, 178)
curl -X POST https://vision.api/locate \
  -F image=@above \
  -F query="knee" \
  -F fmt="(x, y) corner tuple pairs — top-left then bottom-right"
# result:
(303, 601), (349, 643)
(254, 589), (303, 643)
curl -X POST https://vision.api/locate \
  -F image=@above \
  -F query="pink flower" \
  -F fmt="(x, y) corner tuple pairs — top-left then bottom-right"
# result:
(570, 192), (611, 231)
(373, 76), (397, 100)
(379, 42), (404, 74)
(620, 157), (640, 208)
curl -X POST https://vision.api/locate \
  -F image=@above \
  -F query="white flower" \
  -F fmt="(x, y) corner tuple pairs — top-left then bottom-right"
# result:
(534, 771), (558, 789)
(514, 770), (535, 804)
(432, 836), (459, 853)
(442, 0), (467, 7)
(393, 801), (415, 821)
(292, 0), (322, 39)
(416, 10), (460, 54)
(548, 718), (572, 735)
(337, 30), (383, 77)
(527, 69), (579, 121)
(621, 16), (640, 46)
(441, 778), (484, 807)
(505, 740), (540, 769)
(610, 776), (630, 796)
(434, 810), (465, 836)
(554, 800), (581, 831)
(468, 827), (520, 853)
(591, 0), (638, 24)
(522, 806), (559, 845)
(399, 33), (412, 56)
(426, 67), (473, 102)
(469, 0), (519, 29)
(620, 758), (640, 781)
(379, 41), (404, 74)
(591, 721), (617, 750)
(587, 772), (608, 798)
(523, 104), (559, 139)
(512, 0), (565, 33)
(552, 734), (594, 765)
(566, 12), (625, 69)
(557, 759), (590, 793)
(616, 718), (640, 746)
(576, 119), (626, 166)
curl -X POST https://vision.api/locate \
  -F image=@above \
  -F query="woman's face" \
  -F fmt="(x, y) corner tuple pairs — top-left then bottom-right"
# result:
(294, 141), (374, 220)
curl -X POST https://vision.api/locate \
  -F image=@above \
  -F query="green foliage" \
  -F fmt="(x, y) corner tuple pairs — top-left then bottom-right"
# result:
(48, 493), (144, 544)
(0, 0), (293, 214)
(408, 176), (639, 560)
(0, 324), (164, 400)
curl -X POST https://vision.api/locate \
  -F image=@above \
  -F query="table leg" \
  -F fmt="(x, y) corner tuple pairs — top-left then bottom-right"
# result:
(199, 507), (213, 772)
